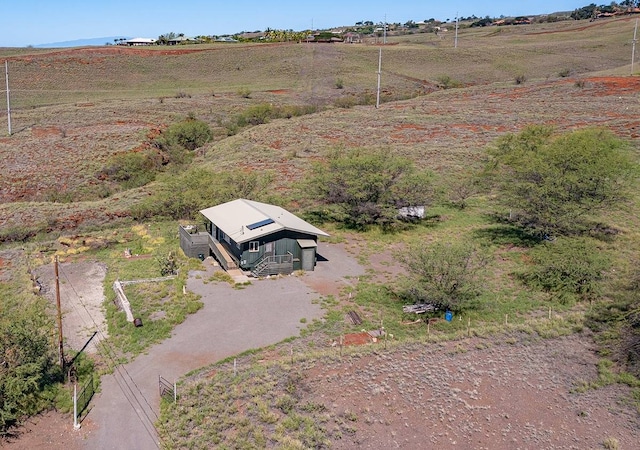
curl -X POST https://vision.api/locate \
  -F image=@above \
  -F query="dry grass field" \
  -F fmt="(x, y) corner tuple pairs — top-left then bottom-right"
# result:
(1, 17), (639, 228)
(1, 15), (640, 449)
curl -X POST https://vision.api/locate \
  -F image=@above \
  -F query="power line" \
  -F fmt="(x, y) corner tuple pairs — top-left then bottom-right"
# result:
(57, 263), (177, 448)
(632, 19), (638, 75)
(4, 61), (11, 135)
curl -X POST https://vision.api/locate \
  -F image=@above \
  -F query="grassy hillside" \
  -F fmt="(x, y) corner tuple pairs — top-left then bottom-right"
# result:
(1, 15), (640, 444)
(1, 17), (639, 236)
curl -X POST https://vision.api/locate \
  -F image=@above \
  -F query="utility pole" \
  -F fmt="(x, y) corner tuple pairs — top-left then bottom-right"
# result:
(376, 47), (382, 108)
(4, 61), (11, 136)
(632, 19), (638, 75)
(383, 14), (387, 45)
(54, 256), (65, 369)
(454, 13), (459, 48)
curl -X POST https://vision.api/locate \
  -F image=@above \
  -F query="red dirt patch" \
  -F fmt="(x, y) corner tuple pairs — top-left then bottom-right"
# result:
(343, 331), (375, 346)
(304, 333), (640, 449)
(585, 76), (640, 95)
(31, 126), (65, 138)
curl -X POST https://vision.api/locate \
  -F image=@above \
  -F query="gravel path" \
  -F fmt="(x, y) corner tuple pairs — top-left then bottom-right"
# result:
(80, 242), (362, 449)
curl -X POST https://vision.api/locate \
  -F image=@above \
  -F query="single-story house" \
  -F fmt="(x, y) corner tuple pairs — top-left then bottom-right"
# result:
(167, 36), (200, 45)
(179, 199), (329, 277)
(125, 37), (157, 46)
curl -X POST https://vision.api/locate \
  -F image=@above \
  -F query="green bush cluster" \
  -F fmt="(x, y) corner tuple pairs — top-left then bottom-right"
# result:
(157, 116), (213, 151)
(520, 237), (610, 304)
(131, 167), (272, 220)
(99, 150), (164, 189)
(436, 75), (463, 89)
(98, 116), (212, 190)
(225, 103), (318, 134)
(0, 283), (62, 434)
(302, 148), (433, 230)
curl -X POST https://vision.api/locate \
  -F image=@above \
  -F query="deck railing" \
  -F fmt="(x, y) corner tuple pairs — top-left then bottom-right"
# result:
(251, 253), (293, 277)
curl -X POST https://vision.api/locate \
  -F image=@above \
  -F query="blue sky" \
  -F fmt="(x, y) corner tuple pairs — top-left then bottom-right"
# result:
(2, 1), (589, 47)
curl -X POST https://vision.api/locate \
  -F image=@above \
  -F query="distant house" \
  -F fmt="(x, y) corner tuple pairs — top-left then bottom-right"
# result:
(167, 36), (199, 45)
(238, 31), (266, 41)
(179, 199), (329, 277)
(344, 32), (362, 44)
(125, 37), (157, 46)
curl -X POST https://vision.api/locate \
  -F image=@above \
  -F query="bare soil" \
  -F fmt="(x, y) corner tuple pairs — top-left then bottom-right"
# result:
(304, 332), (640, 449)
(33, 260), (108, 355)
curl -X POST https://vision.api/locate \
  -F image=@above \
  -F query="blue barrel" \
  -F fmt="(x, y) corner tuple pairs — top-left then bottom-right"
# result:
(445, 311), (453, 322)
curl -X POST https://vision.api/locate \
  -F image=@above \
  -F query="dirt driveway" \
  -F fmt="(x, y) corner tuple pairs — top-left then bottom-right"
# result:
(75, 241), (363, 450)
(5, 242), (640, 449)
(34, 260), (108, 355)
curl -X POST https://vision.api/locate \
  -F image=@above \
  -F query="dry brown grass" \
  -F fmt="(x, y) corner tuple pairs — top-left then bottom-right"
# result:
(0, 17), (639, 236)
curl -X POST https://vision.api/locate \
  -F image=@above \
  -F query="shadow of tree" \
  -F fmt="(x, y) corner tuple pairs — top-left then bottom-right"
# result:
(473, 222), (540, 248)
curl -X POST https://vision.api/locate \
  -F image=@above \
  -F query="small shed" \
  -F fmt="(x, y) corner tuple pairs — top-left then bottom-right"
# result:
(181, 199), (329, 276)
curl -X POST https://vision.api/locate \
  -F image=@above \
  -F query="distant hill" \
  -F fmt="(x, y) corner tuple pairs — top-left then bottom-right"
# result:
(34, 36), (130, 48)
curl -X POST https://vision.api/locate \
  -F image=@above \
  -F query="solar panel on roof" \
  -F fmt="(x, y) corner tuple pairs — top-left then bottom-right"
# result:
(246, 218), (275, 230)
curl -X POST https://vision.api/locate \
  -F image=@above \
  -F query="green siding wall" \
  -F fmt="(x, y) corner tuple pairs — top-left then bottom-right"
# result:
(238, 231), (316, 271)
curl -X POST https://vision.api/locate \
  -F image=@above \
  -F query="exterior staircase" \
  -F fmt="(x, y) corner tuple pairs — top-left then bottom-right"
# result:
(251, 254), (294, 277)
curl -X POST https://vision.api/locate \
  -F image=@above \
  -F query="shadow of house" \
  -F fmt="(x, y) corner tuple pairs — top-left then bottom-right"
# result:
(180, 199), (329, 277)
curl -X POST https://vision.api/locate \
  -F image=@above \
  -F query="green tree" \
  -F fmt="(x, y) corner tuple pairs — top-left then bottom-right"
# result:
(520, 237), (610, 304)
(131, 167), (271, 220)
(306, 149), (433, 230)
(571, 4), (598, 20)
(0, 294), (61, 434)
(157, 32), (177, 45)
(397, 241), (489, 312)
(486, 126), (637, 239)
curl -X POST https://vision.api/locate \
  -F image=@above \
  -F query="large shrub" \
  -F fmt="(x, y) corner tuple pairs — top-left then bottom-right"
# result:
(131, 167), (272, 220)
(304, 149), (433, 230)
(159, 117), (213, 151)
(519, 237), (610, 304)
(397, 240), (489, 312)
(0, 288), (61, 434)
(486, 126), (637, 239)
(99, 150), (164, 189)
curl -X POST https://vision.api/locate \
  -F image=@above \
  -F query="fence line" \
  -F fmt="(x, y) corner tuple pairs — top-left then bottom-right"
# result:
(74, 373), (95, 427)
(119, 276), (176, 286)
(159, 375), (176, 403)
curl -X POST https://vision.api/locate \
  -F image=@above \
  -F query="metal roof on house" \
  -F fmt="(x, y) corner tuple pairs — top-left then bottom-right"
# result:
(126, 37), (157, 44)
(200, 199), (329, 244)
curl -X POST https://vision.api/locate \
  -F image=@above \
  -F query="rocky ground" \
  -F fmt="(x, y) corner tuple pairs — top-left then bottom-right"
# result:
(303, 332), (639, 449)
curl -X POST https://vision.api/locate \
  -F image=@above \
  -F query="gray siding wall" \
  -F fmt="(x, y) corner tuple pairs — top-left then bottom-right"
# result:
(178, 226), (210, 259)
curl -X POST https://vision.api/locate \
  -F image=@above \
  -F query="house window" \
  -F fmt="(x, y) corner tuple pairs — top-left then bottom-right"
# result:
(249, 241), (259, 252)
